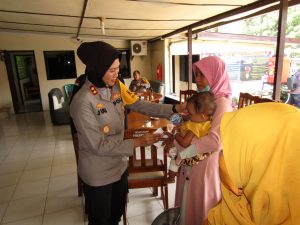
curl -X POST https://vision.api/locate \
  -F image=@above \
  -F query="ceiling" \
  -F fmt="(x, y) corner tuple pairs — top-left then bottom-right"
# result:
(0, 0), (283, 42)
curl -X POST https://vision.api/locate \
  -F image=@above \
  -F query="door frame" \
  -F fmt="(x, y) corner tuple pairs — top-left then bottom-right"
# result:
(4, 50), (42, 114)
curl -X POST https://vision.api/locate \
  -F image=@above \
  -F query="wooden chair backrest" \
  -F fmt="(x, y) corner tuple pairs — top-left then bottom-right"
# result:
(238, 92), (276, 109)
(179, 90), (197, 103)
(259, 97), (276, 103)
(238, 92), (261, 108)
(124, 128), (166, 173)
(123, 128), (170, 222)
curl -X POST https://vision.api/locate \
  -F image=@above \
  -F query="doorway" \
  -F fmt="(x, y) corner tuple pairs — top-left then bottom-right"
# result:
(5, 51), (42, 113)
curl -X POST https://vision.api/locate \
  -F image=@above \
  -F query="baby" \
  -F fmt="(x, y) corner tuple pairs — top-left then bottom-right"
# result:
(168, 91), (216, 182)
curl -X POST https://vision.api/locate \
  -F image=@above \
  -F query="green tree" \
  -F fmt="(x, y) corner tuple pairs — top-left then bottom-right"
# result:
(286, 6), (300, 38)
(218, 5), (300, 38)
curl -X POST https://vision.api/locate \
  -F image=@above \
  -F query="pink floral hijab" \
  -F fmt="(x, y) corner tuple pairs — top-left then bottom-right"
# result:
(193, 56), (232, 99)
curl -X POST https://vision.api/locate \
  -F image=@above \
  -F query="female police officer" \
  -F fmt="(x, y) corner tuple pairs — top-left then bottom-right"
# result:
(70, 41), (183, 225)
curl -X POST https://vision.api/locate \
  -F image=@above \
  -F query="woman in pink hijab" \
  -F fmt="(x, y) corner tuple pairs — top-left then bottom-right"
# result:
(174, 56), (233, 225)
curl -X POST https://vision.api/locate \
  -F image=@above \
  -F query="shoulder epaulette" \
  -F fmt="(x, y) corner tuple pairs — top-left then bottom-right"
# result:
(90, 85), (98, 95)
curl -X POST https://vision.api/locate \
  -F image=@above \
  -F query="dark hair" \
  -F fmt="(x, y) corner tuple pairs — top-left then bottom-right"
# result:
(133, 70), (140, 76)
(187, 92), (216, 116)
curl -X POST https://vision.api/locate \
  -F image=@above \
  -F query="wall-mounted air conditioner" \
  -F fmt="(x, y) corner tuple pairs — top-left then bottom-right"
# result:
(131, 40), (147, 56)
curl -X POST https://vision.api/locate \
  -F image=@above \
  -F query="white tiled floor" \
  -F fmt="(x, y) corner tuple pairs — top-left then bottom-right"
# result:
(0, 112), (176, 225)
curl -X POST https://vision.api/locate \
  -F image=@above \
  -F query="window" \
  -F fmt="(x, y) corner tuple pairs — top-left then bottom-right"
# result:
(118, 49), (131, 79)
(179, 55), (199, 82)
(44, 51), (77, 80)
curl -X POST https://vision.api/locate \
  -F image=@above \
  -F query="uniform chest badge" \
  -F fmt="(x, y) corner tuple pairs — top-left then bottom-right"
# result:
(90, 85), (98, 95)
(96, 103), (103, 108)
(96, 103), (107, 115)
(112, 92), (122, 105)
(102, 125), (110, 134)
(112, 93), (120, 100)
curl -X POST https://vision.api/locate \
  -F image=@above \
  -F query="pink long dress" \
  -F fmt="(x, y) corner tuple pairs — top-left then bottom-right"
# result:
(174, 56), (233, 225)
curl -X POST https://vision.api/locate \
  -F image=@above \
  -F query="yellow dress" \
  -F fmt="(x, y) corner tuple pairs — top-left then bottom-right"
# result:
(180, 120), (211, 138)
(180, 120), (211, 166)
(208, 103), (300, 225)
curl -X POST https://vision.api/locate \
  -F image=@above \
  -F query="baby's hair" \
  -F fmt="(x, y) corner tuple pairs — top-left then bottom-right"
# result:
(186, 92), (216, 116)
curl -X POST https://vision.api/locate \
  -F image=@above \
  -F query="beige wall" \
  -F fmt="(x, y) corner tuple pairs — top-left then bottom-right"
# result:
(0, 32), (154, 111)
(0, 58), (12, 108)
(150, 40), (165, 81)
(130, 54), (151, 81)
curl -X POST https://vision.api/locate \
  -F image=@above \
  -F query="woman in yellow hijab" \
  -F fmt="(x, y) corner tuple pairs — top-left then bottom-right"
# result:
(207, 102), (300, 225)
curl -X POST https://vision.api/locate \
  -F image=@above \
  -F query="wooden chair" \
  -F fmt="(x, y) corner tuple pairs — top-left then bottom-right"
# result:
(259, 97), (275, 103)
(123, 128), (170, 224)
(70, 120), (90, 223)
(238, 92), (276, 109)
(237, 92), (261, 109)
(179, 90), (196, 103)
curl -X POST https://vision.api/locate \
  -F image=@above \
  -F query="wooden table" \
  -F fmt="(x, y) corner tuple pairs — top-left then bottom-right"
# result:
(135, 91), (163, 103)
(127, 111), (169, 129)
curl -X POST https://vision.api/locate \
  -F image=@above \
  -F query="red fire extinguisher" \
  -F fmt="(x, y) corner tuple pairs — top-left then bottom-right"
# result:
(157, 63), (162, 81)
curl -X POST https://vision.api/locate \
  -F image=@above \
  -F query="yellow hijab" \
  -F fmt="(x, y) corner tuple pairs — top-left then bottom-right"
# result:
(118, 79), (139, 105)
(208, 103), (300, 225)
